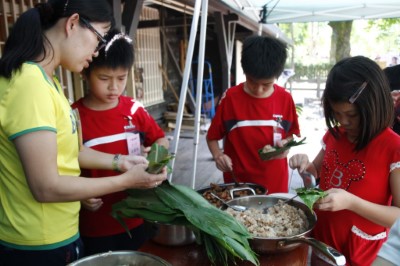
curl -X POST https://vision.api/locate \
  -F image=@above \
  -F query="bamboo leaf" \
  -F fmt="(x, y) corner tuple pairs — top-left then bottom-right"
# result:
(146, 144), (174, 174)
(258, 137), (306, 160)
(112, 145), (259, 265)
(295, 187), (327, 213)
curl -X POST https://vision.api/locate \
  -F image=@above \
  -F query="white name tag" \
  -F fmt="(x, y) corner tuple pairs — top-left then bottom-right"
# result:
(126, 132), (141, 155)
(273, 132), (282, 146)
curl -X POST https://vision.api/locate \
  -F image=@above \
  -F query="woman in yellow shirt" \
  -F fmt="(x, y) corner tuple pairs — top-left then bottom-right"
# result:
(0, 1), (166, 265)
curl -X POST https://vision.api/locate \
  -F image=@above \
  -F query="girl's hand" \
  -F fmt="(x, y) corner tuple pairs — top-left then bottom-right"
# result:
(314, 188), (354, 212)
(81, 198), (103, 211)
(289, 154), (310, 173)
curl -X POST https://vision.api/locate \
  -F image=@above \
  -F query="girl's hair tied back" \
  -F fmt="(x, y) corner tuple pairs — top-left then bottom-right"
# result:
(35, 2), (55, 26)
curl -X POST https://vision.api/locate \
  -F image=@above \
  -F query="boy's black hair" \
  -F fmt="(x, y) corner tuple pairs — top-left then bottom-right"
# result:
(241, 35), (287, 80)
(383, 64), (400, 135)
(84, 28), (134, 76)
(0, 0), (113, 78)
(322, 56), (393, 151)
(383, 64), (400, 91)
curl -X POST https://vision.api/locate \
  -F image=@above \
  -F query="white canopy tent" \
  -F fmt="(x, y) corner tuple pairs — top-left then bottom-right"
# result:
(222, 0), (400, 23)
(169, 0), (400, 187)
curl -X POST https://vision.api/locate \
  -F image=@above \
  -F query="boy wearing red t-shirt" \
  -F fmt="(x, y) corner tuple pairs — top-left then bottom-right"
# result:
(207, 35), (300, 194)
(72, 29), (168, 256)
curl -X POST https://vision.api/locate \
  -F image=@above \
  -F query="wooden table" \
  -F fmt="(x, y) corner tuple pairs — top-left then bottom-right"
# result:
(140, 240), (310, 266)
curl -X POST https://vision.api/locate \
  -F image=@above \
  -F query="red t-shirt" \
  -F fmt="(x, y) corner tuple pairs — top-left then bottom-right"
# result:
(313, 127), (400, 265)
(72, 96), (165, 237)
(207, 83), (300, 193)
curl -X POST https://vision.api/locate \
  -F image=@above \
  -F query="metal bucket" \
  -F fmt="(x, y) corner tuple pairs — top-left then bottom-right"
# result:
(67, 251), (171, 266)
(151, 223), (196, 246)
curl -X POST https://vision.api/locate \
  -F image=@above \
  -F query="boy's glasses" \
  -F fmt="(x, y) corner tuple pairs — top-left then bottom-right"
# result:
(349, 82), (368, 104)
(79, 17), (107, 52)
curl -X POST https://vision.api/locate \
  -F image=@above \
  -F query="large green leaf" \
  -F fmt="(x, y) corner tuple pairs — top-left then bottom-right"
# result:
(112, 144), (258, 266)
(112, 180), (259, 266)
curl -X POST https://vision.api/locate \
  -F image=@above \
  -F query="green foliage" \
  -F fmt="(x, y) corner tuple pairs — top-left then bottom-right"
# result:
(366, 18), (400, 45)
(279, 22), (310, 45)
(279, 19), (400, 67)
(291, 63), (333, 80)
(367, 18), (400, 32)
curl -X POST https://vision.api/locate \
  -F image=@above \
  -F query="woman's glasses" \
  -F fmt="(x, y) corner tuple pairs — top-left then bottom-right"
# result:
(79, 17), (107, 52)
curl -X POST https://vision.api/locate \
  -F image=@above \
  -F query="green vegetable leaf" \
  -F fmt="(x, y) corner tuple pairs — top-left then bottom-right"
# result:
(258, 137), (306, 160)
(146, 143), (174, 174)
(295, 187), (327, 213)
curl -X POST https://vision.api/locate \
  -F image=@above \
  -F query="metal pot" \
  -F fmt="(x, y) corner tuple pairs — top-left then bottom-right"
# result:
(225, 195), (346, 266)
(151, 223), (196, 246)
(67, 251), (171, 266)
(197, 182), (267, 207)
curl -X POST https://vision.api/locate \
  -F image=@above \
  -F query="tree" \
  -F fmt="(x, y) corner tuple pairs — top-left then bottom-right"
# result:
(368, 18), (400, 32)
(278, 22), (311, 65)
(328, 21), (353, 63)
(367, 18), (400, 53)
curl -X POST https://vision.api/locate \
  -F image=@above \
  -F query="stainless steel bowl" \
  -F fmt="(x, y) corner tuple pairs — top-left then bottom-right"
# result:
(151, 223), (196, 246)
(67, 251), (171, 266)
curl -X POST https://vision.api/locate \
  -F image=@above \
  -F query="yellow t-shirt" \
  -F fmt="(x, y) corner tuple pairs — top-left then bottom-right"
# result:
(0, 62), (80, 249)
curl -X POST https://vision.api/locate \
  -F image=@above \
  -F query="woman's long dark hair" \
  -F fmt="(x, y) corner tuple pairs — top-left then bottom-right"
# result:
(0, 0), (113, 78)
(322, 56), (393, 151)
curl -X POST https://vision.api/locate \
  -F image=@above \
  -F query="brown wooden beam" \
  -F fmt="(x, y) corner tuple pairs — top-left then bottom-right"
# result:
(136, 13), (238, 29)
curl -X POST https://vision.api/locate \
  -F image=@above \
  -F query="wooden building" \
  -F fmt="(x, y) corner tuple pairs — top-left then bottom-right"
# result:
(0, 0), (289, 123)
(0, 0), (290, 187)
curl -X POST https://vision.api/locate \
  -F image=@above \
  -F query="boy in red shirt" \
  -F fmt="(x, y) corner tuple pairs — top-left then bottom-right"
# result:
(72, 29), (168, 255)
(207, 35), (300, 193)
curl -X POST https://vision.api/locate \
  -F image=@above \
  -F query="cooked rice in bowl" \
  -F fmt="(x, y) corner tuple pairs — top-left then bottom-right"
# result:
(226, 201), (309, 238)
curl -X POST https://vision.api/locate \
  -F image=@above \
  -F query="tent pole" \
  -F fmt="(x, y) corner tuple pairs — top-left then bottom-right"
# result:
(168, 0), (202, 182)
(191, 0), (209, 189)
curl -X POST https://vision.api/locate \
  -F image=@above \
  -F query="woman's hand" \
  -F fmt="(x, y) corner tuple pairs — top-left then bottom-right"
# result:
(118, 155), (148, 172)
(314, 188), (354, 212)
(81, 198), (103, 212)
(122, 163), (168, 189)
